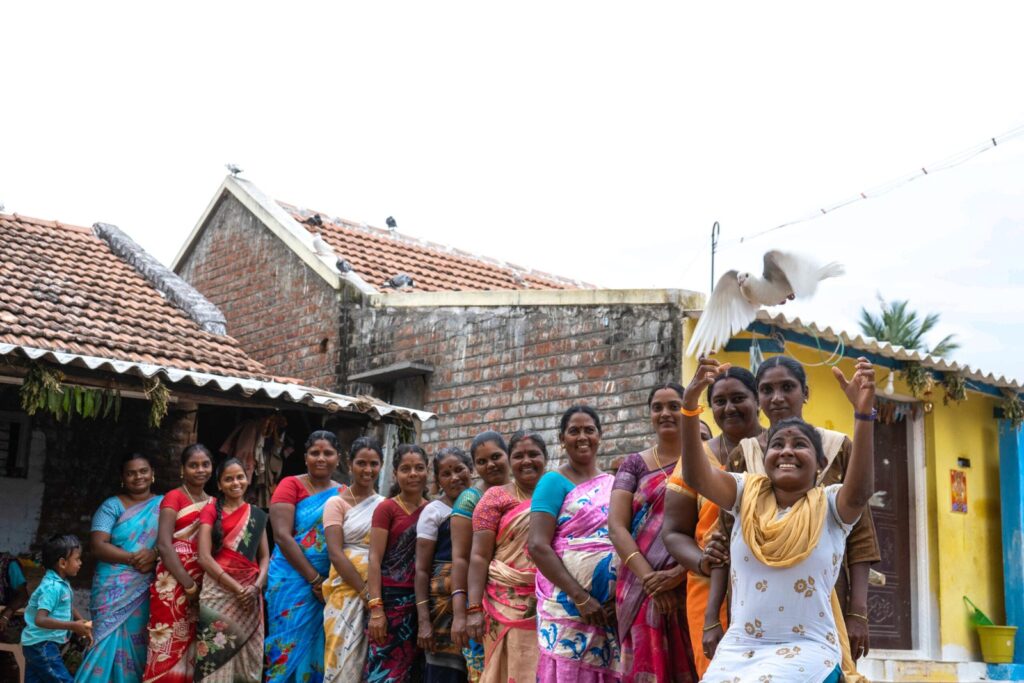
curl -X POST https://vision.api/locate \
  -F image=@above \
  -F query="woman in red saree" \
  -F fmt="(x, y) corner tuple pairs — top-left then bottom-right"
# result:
(195, 457), (269, 682)
(609, 384), (696, 683)
(143, 444), (213, 683)
(466, 430), (547, 683)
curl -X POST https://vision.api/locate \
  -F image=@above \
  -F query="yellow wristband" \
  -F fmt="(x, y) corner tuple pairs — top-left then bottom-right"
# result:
(680, 405), (704, 417)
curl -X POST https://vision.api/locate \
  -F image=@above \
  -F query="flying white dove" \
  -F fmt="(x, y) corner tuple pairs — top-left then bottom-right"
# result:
(687, 250), (845, 358)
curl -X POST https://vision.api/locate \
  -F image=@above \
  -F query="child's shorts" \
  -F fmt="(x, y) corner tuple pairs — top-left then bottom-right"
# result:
(23, 640), (73, 683)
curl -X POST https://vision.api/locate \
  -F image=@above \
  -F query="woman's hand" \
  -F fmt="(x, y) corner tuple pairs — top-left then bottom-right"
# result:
(368, 611), (388, 645)
(702, 621), (724, 660)
(845, 615), (870, 660)
(575, 593), (608, 627)
(311, 579), (326, 604)
(702, 531), (730, 569)
(417, 617), (435, 652)
(684, 356), (731, 406)
(238, 585), (259, 608)
(466, 611), (485, 642)
(641, 566), (685, 596)
(833, 357), (876, 414)
(652, 590), (683, 616)
(451, 612), (469, 649)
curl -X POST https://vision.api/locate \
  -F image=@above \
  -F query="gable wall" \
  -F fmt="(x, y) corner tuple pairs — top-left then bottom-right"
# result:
(177, 194), (339, 387)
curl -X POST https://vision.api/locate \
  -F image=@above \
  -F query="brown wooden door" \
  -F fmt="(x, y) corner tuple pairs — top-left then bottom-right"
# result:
(868, 418), (914, 649)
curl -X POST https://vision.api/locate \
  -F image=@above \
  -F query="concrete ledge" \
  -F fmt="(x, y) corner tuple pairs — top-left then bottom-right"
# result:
(988, 663), (1024, 681)
(368, 288), (705, 309)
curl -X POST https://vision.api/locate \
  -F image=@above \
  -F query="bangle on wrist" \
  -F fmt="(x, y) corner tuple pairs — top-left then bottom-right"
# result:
(574, 594), (593, 609)
(466, 603), (483, 614)
(846, 611), (869, 622)
(680, 405), (704, 417)
(854, 408), (877, 422)
(703, 621), (722, 632)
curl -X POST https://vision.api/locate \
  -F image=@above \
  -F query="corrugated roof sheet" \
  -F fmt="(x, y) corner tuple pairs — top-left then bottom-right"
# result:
(755, 311), (1022, 391)
(0, 343), (435, 423)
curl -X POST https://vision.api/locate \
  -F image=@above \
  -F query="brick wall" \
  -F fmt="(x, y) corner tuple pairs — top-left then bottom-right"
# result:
(176, 193), (339, 387)
(344, 303), (684, 469)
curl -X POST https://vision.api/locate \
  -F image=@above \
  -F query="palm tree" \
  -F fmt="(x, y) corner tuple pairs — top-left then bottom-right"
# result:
(858, 296), (960, 357)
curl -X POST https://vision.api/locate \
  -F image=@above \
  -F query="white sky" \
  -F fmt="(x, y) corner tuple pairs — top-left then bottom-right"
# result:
(3, 2), (1023, 381)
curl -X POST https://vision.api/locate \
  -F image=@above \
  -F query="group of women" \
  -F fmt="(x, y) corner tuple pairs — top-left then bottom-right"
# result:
(72, 352), (879, 683)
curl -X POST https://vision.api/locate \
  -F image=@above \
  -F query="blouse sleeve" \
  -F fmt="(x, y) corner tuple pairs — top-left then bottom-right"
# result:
(6, 560), (25, 591)
(416, 501), (449, 541)
(530, 472), (572, 517)
(323, 496), (349, 529)
(198, 500), (218, 526)
(612, 453), (646, 494)
(472, 487), (510, 533)
(371, 498), (397, 531)
(90, 497), (123, 534)
(451, 488), (481, 520)
(666, 457), (696, 497)
(160, 488), (186, 512)
(825, 483), (857, 533)
(726, 472), (747, 517)
(270, 476), (304, 505)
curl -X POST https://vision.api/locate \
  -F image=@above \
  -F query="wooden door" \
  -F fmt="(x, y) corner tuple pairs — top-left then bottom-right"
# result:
(868, 418), (914, 649)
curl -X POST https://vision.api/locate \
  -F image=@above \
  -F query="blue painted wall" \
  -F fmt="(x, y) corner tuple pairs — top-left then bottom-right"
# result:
(998, 421), (1024, 664)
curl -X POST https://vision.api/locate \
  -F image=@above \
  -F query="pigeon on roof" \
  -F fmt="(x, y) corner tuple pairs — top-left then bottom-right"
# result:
(312, 233), (334, 257)
(225, 163), (243, 176)
(304, 214), (323, 227)
(336, 258), (353, 274)
(687, 250), (844, 358)
(383, 273), (414, 289)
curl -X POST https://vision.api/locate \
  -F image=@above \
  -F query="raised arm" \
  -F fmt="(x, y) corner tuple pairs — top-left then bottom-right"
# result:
(833, 358), (876, 524)
(680, 358), (738, 510)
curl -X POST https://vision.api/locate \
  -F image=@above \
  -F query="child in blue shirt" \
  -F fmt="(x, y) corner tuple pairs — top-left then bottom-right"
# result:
(21, 535), (91, 683)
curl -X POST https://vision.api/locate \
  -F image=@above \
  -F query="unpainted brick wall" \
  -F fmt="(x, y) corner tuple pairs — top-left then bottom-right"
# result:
(176, 194), (339, 388)
(345, 304), (684, 469)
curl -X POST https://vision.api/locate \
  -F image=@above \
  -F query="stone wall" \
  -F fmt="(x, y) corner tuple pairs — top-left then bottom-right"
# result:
(344, 302), (684, 469)
(176, 193), (340, 387)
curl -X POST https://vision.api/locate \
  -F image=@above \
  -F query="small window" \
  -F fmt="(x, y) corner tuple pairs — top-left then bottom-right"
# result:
(0, 411), (30, 479)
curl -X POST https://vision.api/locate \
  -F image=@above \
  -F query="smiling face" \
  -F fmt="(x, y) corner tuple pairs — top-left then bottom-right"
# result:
(350, 447), (382, 492)
(758, 365), (807, 425)
(218, 462), (248, 503)
(649, 388), (684, 439)
(763, 425), (819, 493)
(436, 454), (472, 501)
(305, 439), (340, 480)
(395, 451), (428, 495)
(472, 441), (510, 486)
(509, 437), (546, 488)
(710, 377), (761, 440)
(181, 451), (212, 489)
(122, 457), (153, 496)
(560, 412), (601, 466)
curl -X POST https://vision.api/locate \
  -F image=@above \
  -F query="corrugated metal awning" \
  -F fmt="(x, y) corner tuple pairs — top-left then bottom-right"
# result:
(0, 343), (435, 423)
(747, 312), (1022, 393)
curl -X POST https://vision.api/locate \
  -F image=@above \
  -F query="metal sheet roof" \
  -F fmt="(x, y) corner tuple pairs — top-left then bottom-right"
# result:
(753, 312), (1021, 393)
(0, 343), (435, 423)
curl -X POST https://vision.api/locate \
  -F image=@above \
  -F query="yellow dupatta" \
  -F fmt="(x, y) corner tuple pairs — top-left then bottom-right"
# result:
(739, 473), (867, 683)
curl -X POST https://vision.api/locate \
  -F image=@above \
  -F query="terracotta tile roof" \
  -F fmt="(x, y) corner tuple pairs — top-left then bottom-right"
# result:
(280, 203), (594, 293)
(0, 213), (269, 379)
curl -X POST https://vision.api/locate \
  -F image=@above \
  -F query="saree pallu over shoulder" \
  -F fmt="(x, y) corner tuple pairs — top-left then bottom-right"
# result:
(143, 498), (207, 683)
(76, 495), (162, 683)
(265, 484), (340, 683)
(613, 455), (696, 683)
(323, 493), (383, 683)
(480, 496), (538, 683)
(536, 473), (621, 682)
(196, 504), (268, 682)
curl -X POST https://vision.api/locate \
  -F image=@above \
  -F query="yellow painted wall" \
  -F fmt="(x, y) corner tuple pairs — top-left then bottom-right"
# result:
(687, 336), (1004, 661)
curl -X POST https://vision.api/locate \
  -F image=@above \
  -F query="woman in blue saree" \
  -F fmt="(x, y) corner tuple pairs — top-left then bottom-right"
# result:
(265, 430), (343, 683)
(76, 453), (162, 682)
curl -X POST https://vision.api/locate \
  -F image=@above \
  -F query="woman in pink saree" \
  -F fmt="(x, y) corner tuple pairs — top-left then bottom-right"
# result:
(529, 406), (620, 682)
(609, 383), (696, 682)
(466, 430), (548, 683)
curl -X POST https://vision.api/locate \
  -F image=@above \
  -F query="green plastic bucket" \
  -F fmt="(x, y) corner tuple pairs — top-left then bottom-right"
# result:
(977, 625), (1017, 664)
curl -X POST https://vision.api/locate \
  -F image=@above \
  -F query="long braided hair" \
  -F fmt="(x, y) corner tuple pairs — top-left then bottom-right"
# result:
(211, 457), (245, 551)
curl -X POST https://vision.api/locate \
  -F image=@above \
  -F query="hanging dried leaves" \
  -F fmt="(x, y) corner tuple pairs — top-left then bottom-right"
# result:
(142, 376), (170, 428)
(19, 362), (122, 423)
(900, 362), (933, 398)
(941, 372), (968, 406)
(1001, 390), (1024, 431)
